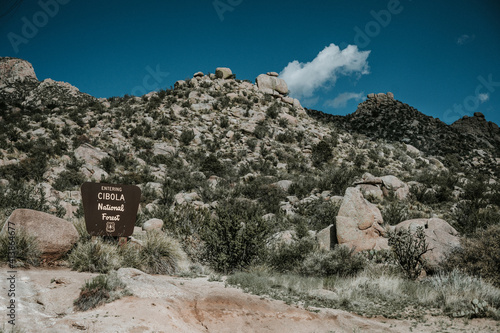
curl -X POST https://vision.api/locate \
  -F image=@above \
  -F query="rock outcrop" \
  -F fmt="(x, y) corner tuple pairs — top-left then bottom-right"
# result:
(256, 73), (288, 95)
(1, 209), (79, 261)
(215, 67), (233, 79)
(336, 187), (388, 252)
(143, 218), (164, 232)
(354, 173), (410, 200)
(0, 57), (38, 84)
(452, 112), (500, 150)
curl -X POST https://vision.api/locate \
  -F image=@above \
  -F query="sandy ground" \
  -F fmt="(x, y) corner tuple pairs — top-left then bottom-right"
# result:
(0, 267), (499, 333)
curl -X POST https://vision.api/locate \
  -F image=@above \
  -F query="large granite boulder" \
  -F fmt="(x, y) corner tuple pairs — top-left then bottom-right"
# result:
(354, 173), (409, 200)
(256, 74), (288, 95)
(143, 218), (164, 232)
(1, 209), (79, 261)
(336, 187), (388, 252)
(215, 67), (233, 79)
(317, 224), (336, 251)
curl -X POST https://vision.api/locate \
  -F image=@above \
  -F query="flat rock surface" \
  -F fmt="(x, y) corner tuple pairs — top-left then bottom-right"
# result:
(0, 267), (498, 333)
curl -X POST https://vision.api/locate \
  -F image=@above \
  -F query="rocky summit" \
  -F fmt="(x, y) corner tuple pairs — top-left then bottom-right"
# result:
(0, 57), (500, 331)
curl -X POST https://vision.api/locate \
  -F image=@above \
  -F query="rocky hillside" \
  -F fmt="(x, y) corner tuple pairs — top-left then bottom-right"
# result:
(451, 112), (500, 151)
(0, 57), (498, 224)
(308, 93), (500, 177)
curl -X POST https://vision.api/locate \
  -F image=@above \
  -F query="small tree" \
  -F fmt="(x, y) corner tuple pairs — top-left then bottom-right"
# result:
(201, 199), (269, 273)
(180, 129), (195, 145)
(388, 226), (429, 279)
(311, 140), (332, 167)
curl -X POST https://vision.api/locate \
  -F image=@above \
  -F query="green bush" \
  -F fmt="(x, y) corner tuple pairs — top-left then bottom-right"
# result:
(318, 165), (360, 196)
(200, 154), (225, 177)
(254, 123), (268, 139)
(267, 235), (316, 273)
(201, 199), (269, 273)
(53, 155), (86, 191)
(68, 238), (121, 273)
(180, 129), (195, 145)
(266, 102), (279, 119)
(451, 201), (500, 236)
(0, 227), (40, 268)
(442, 225), (500, 287)
(300, 246), (366, 277)
(0, 180), (50, 219)
(388, 226), (429, 279)
(99, 156), (116, 174)
(136, 231), (183, 275)
(53, 169), (86, 191)
(312, 140), (332, 167)
(73, 218), (91, 241)
(381, 201), (409, 226)
(275, 130), (295, 143)
(74, 271), (130, 311)
(298, 199), (340, 231)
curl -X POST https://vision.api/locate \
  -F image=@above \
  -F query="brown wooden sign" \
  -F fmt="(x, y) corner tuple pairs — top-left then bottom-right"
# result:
(81, 182), (141, 237)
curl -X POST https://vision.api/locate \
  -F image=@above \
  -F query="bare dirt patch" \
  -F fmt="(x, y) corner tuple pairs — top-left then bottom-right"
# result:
(0, 267), (498, 332)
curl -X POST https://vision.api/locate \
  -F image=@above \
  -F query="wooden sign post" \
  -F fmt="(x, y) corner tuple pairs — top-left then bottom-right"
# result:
(81, 182), (141, 241)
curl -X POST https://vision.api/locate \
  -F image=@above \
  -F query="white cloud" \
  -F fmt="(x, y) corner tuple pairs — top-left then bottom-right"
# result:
(325, 92), (365, 108)
(279, 43), (370, 99)
(478, 93), (489, 103)
(456, 34), (475, 45)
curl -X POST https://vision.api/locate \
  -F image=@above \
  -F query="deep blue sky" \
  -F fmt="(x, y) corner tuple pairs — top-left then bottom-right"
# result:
(1, 0), (499, 125)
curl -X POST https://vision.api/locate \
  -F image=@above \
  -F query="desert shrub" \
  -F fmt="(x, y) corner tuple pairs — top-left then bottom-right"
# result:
(99, 156), (116, 174)
(300, 246), (366, 277)
(0, 153), (48, 181)
(451, 200), (480, 236)
(68, 238), (121, 273)
(73, 218), (91, 241)
(359, 248), (395, 264)
(236, 177), (286, 215)
(132, 136), (153, 150)
(74, 271), (130, 311)
(219, 115), (229, 128)
(201, 199), (269, 273)
(53, 169), (86, 191)
(254, 123), (268, 139)
(137, 231), (183, 275)
(246, 138), (258, 151)
(311, 140), (332, 167)
(423, 270), (500, 319)
(318, 165), (360, 196)
(0, 180), (50, 219)
(180, 129), (195, 145)
(267, 234), (316, 273)
(381, 200), (409, 226)
(0, 227), (40, 268)
(258, 184), (286, 215)
(227, 267), (500, 320)
(275, 130), (295, 143)
(388, 226), (429, 279)
(266, 102), (279, 119)
(165, 205), (209, 238)
(200, 154), (225, 177)
(288, 175), (318, 199)
(441, 225), (500, 287)
(53, 155), (86, 191)
(298, 200), (340, 231)
(451, 184), (500, 236)
(415, 171), (457, 204)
